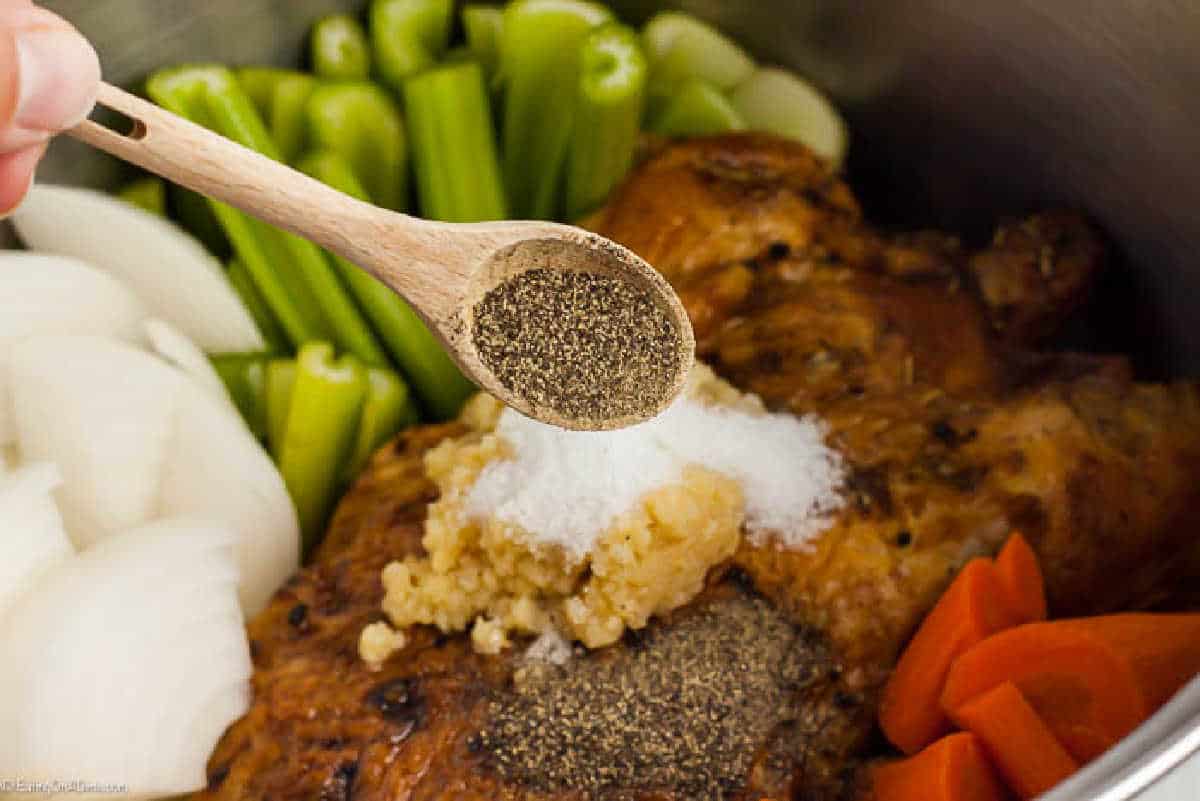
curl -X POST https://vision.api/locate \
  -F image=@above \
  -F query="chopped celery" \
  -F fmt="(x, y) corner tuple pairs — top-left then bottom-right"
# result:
(403, 61), (508, 223)
(235, 67), (315, 162)
(499, 0), (613, 219)
(305, 82), (408, 212)
(344, 367), (415, 479)
(117, 177), (166, 216)
(370, 0), (454, 92)
(462, 5), (503, 77)
(147, 66), (388, 366)
(730, 67), (849, 168)
(227, 258), (289, 353)
(277, 343), (369, 547)
(265, 358), (296, 456)
(297, 150), (475, 419)
(310, 13), (372, 81)
(652, 79), (747, 138)
(565, 23), (647, 220)
(169, 184), (230, 259)
(210, 353), (272, 440)
(642, 11), (754, 97)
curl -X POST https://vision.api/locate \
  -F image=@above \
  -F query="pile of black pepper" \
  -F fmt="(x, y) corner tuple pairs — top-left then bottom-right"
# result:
(478, 596), (825, 799)
(471, 268), (683, 424)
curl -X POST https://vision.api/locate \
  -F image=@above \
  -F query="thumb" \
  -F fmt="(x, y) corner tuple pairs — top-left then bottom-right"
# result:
(0, 3), (101, 153)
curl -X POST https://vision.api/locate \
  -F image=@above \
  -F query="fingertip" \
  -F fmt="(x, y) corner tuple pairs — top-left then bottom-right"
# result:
(0, 143), (46, 218)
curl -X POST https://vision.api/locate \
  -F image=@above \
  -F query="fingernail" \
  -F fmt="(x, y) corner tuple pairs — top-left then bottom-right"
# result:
(14, 26), (100, 133)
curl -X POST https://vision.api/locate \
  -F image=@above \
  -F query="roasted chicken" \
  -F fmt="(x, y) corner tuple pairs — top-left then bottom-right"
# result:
(194, 135), (1200, 801)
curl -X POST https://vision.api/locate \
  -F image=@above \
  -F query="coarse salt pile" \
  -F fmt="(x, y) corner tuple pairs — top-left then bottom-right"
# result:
(467, 389), (846, 561)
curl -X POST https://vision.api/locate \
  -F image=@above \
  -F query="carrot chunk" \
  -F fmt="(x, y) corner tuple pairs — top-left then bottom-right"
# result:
(941, 614), (1200, 763)
(994, 533), (1047, 623)
(950, 680), (1079, 799)
(880, 559), (1022, 754)
(873, 732), (1010, 801)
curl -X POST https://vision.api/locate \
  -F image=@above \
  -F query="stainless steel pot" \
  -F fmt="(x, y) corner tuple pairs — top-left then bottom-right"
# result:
(33, 1), (1200, 797)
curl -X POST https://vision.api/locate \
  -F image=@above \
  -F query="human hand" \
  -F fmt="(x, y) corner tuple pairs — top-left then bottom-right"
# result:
(0, 0), (100, 214)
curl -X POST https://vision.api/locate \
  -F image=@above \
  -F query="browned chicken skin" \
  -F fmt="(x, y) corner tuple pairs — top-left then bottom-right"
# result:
(195, 135), (1200, 801)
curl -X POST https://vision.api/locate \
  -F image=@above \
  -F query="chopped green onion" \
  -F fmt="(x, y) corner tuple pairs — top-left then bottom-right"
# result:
(403, 61), (508, 223)
(276, 343), (368, 547)
(297, 150), (475, 419)
(344, 367), (415, 480)
(226, 258), (289, 353)
(265, 357), (296, 456)
(370, 0), (454, 92)
(565, 23), (647, 220)
(305, 82), (408, 212)
(462, 5), (503, 77)
(652, 79), (746, 138)
(730, 67), (849, 169)
(147, 66), (388, 365)
(499, 0), (613, 219)
(642, 11), (754, 97)
(117, 177), (166, 216)
(310, 13), (372, 81)
(210, 353), (272, 439)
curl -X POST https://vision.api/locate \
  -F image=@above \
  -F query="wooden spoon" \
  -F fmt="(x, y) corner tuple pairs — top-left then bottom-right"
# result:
(69, 81), (694, 431)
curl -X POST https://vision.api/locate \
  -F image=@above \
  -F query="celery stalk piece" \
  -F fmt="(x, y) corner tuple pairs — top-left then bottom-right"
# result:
(642, 11), (755, 98)
(236, 66), (288, 115)
(147, 66), (388, 366)
(652, 79), (747, 138)
(277, 343), (369, 548)
(499, 0), (613, 219)
(403, 62), (508, 223)
(462, 5), (503, 77)
(305, 82), (408, 212)
(565, 23), (647, 221)
(234, 68), (316, 163)
(210, 353), (272, 440)
(265, 358), (296, 457)
(117, 177), (166, 216)
(169, 184), (230, 259)
(370, 0), (454, 92)
(730, 67), (849, 169)
(310, 13), (373, 81)
(297, 150), (475, 420)
(227, 259), (289, 353)
(344, 367), (414, 480)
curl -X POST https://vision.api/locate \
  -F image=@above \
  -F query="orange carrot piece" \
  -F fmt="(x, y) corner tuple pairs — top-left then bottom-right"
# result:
(880, 559), (1022, 754)
(950, 680), (1080, 799)
(994, 533), (1047, 623)
(873, 732), (1010, 801)
(941, 614), (1200, 763)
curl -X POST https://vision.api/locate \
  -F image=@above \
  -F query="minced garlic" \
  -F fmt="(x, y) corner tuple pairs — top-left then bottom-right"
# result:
(364, 365), (844, 659)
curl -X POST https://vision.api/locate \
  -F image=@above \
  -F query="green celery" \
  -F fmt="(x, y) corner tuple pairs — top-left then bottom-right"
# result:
(499, 0), (612, 219)
(729, 67), (849, 169)
(344, 367), (415, 479)
(310, 13), (372, 81)
(117, 177), (166, 215)
(210, 353), (272, 439)
(265, 358), (296, 457)
(227, 258), (289, 353)
(641, 11), (754, 97)
(297, 150), (475, 419)
(235, 67), (316, 162)
(652, 78), (747, 138)
(169, 184), (230, 258)
(305, 82), (408, 211)
(403, 61), (508, 223)
(147, 66), (388, 365)
(462, 5), (503, 77)
(370, 0), (454, 92)
(565, 23), (647, 220)
(277, 342), (369, 547)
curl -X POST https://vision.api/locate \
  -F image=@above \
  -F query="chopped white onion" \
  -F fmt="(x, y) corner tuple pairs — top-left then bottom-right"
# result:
(145, 318), (234, 406)
(0, 463), (73, 621)
(158, 377), (299, 615)
(0, 518), (251, 797)
(7, 336), (184, 547)
(12, 184), (264, 354)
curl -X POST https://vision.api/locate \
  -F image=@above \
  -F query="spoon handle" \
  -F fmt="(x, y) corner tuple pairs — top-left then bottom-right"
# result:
(69, 81), (398, 277)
